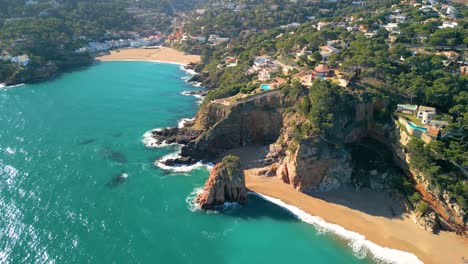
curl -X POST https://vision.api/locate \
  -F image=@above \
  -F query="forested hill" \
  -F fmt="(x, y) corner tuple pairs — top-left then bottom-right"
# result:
(0, 0), (204, 84)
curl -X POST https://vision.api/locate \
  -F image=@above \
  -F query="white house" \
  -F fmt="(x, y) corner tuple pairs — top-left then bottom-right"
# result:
(441, 21), (457, 28)
(258, 69), (271, 81)
(10, 55), (30, 67)
(417, 106), (437, 125)
(319, 46), (340, 60)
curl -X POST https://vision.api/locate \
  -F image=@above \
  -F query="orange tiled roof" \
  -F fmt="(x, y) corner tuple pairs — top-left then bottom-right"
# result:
(427, 127), (440, 137)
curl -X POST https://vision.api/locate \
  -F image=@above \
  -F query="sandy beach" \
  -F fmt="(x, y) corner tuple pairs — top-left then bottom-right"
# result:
(95, 47), (201, 65)
(227, 146), (468, 264)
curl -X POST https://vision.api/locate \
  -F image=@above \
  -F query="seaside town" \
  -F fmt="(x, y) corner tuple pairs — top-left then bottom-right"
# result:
(0, 0), (467, 264)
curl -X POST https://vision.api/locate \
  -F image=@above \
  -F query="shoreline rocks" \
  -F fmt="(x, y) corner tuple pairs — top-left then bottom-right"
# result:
(196, 155), (247, 209)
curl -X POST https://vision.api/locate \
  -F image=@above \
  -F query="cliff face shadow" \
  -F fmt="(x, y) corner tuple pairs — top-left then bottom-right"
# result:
(311, 185), (406, 219)
(219, 194), (299, 222)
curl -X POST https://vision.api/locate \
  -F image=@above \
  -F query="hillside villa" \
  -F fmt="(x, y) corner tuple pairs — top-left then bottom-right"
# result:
(319, 45), (340, 60)
(396, 104), (448, 143)
(417, 105), (436, 124)
(298, 64), (335, 86)
(1, 52), (30, 67)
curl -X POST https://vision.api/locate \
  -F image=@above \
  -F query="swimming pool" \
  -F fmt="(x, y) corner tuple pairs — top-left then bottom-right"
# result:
(260, 84), (271, 90)
(408, 122), (428, 132)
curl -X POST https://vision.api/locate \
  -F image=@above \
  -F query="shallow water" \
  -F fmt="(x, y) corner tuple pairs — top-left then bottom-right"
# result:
(0, 61), (371, 263)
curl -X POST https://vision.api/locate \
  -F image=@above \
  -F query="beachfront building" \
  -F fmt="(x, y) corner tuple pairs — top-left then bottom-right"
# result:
(417, 106), (436, 124)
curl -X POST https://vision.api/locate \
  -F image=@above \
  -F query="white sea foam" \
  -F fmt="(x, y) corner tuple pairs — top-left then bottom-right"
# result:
(178, 117), (195, 128)
(154, 151), (208, 173)
(181, 91), (204, 105)
(180, 91), (204, 99)
(186, 187), (204, 212)
(185, 187), (238, 213)
(190, 82), (202, 87)
(141, 117), (196, 148)
(5, 147), (16, 155)
(141, 130), (178, 148)
(179, 65), (198, 76)
(251, 192), (423, 264)
(0, 83), (25, 89)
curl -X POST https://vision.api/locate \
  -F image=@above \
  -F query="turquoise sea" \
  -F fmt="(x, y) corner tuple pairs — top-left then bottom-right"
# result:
(0, 61), (375, 263)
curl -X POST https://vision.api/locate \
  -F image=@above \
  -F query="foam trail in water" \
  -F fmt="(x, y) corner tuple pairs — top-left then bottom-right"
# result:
(251, 192), (423, 264)
(154, 151), (210, 173)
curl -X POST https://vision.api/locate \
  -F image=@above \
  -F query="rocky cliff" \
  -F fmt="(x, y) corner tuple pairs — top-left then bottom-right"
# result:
(152, 89), (466, 233)
(271, 101), (384, 192)
(153, 91), (285, 166)
(196, 155), (247, 209)
(393, 123), (467, 233)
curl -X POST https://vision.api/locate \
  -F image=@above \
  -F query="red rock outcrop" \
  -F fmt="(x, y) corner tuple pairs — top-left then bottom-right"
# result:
(196, 155), (247, 209)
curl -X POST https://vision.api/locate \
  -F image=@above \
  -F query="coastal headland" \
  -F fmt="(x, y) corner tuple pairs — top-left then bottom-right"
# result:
(95, 47), (201, 65)
(152, 88), (468, 264)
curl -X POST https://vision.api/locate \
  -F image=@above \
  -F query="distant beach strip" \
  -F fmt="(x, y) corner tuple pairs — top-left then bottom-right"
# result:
(95, 47), (201, 65)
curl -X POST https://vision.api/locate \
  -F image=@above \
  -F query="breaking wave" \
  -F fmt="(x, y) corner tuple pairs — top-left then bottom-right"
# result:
(154, 151), (211, 173)
(186, 187), (204, 212)
(185, 187), (240, 213)
(178, 117), (195, 128)
(141, 129), (177, 148)
(0, 83), (25, 89)
(179, 65), (197, 76)
(251, 192), (423, 264)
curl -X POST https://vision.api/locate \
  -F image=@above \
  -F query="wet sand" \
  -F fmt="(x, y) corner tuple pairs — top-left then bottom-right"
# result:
(95, 47), (201, 65)
(226, 146), (468, 264)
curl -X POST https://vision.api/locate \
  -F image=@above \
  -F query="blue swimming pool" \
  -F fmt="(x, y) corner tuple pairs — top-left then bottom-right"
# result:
(260, 84), (271, 90)
(408, 122), (428, 132)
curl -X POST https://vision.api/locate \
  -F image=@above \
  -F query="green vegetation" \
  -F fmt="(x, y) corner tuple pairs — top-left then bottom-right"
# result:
(416, 201), (430, 215)
(0, 0), (197, 84)
(407, 138), (467, 210)
(307, 80), (340, 134)
(222, 155), (242, 178)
